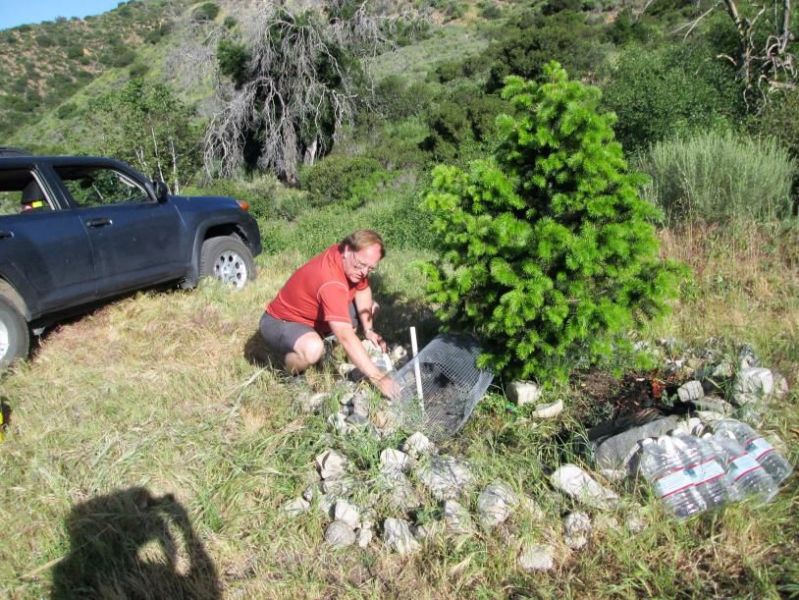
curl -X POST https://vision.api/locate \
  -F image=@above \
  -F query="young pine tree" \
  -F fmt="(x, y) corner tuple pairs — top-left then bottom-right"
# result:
(421, 62), (683, 382)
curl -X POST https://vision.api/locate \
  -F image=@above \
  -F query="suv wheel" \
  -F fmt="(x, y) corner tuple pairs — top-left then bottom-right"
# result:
(199, 236), (256, 289)
(0, 295), (29, 369)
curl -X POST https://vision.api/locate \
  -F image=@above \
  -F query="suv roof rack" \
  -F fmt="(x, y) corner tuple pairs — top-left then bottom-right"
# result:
(0, 147), (32, 157)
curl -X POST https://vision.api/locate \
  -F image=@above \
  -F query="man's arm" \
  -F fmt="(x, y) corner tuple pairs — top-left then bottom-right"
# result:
(329, 320), (399, 399)
(354, 286), (387, 352)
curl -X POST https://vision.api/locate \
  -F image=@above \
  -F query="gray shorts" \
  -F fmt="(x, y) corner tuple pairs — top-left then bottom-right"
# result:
(259, 306), (358, 355)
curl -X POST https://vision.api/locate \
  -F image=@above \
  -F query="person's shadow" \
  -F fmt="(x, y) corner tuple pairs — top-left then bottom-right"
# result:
(51, 487), (221, 600)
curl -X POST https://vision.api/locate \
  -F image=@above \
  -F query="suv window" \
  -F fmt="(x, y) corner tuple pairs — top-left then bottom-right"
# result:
(56, 166), (150, 208)
(0, 169), (53, 217)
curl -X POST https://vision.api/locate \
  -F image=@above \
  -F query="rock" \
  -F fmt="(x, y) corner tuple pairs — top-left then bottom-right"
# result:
(328, 412), (352, 435)
(412, 521), (441, 540)
(402, 431), (437, 458)
(383, 472), (421, 512)
(711, 360), (734, 379)
(372, 409), (401, 436)
(443, 500), (473, 535)
(351, 393), (371, 419)
(300, 391), (330, 413)
(346, 413), (369, 426)
(676, 380), (704, 403)
(282, 497), (311, 517)
(383, 518), (421, 555)
(302, 485), (318, 503)
(519, 496), (546, 521)
(326, 520), (356, 548)
(380, 448), (411, 475)
(316, 450), (348, 480)
(563, 512), (591, 550)
(477, 481), (518, 529)
(733, 367), (774, 406)
(416, 455), (474, 501)
(532, 399), (564, 419)
(333, 500), (361, 529)
(507, 381), (542, 406)
(356, 525), (373, 548)
(550, 464), (619, 511)
(321, 477), (353, 497)
(693, 396), (735, 415)
(593, 416), (681, 472)
(389, 345), (408, 364)
(518, 543), (555, 572)
(738, 345), (760, 370)
(338, 362), (356, 378)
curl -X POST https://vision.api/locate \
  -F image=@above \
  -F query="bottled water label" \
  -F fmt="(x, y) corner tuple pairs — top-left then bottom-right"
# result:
(654, 470), (695, 498)
(688, 460), (725, 486)
(746, 437), (776, 462)
(728, 453), (763, 482)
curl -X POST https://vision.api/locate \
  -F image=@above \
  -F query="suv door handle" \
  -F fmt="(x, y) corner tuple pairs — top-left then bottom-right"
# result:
(0, 230), (13, 240)
(85, 218), (113, 228)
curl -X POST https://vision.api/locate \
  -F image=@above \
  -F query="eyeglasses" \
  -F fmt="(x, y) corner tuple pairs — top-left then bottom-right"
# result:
(348, 251), (378, 274)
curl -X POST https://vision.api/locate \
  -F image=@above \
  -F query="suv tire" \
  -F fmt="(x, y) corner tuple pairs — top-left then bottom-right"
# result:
(0, 295), (29, 369)
(199, 235), (256, 289)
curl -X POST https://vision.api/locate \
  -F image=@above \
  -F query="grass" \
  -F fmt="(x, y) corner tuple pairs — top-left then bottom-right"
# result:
(1, 223), (798, 598)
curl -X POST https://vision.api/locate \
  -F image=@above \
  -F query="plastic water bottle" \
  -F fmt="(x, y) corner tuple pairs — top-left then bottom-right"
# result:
(708, 433), (777, 503)
(638, 436), (706, 518)
(671, 433), (728, 511)
(713, 419), (793, 485)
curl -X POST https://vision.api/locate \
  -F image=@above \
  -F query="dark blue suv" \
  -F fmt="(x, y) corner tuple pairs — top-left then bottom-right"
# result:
(0, 151), (262, 368)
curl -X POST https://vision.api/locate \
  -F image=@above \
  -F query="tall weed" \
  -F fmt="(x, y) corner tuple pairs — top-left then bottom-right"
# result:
(638, 130), (796, 224)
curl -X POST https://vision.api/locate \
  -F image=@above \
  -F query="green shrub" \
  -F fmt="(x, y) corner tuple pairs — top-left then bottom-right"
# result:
(753, 89), (799, 160)
(421, 63), (682, 382)
(484, 10), (609, 93)
(300, 155), (389, 208)
(224, 16), (237, 29)
(193, 2), (220, 22)
(419, 84), (508, 163)
(129, 62), (150, 78)
(56, 102), (78, 119)
(373, 76), (434, 120)
(601, 42), (744, 152)
(66, 45), (84, 59)
(638, 130), (796, 223)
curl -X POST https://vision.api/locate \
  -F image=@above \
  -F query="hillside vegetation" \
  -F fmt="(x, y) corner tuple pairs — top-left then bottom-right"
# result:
(1, 0), (798, 598)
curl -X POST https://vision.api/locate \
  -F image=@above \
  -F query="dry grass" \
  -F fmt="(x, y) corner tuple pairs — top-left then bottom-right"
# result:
(0, 232), (797, 599)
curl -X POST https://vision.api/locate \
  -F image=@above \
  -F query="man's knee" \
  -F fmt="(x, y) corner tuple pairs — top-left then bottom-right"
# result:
(294, 332), (325, 365)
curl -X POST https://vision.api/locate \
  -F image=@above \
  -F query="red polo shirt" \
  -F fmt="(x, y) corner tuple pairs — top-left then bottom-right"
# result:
(266, 244), (368, 333)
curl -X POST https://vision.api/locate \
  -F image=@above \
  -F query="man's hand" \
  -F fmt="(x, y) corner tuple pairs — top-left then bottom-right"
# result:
(374, 372), (401, 401)
(365, 328), (387, 353)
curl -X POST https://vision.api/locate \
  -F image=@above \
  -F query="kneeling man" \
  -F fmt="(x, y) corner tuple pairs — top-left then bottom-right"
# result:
(260, 229), (400, 399)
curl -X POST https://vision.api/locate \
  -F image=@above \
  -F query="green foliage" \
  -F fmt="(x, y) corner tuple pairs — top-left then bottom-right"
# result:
(192, 2), (220, 22)
(484, 10), (609, 93)
(372, 75), (434, 120)
(422, 63), (683, 382)
(638, 130), (796, 224)
(66, 44), (84, 59)
(300, 155), (389, 208)
(216, 39), (250, 87)
(601, 42), (744, 152)
(419, 83), (509, 163)
(88, 79), (201, 190)
(753, 89), (799, 160)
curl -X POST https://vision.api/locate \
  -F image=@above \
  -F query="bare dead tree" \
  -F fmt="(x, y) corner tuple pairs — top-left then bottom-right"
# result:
(671, 0), (796, 106)
(203, 1), (424, 183)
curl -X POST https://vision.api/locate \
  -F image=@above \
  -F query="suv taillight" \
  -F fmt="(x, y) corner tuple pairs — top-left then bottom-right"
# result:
(236, 200), (250, 212)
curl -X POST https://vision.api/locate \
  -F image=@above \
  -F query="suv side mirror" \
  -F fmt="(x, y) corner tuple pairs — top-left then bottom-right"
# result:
(152, 180), (169, 203)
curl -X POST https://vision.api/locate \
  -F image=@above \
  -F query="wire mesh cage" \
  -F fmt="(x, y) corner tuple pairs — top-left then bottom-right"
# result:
(393, 334), (494, 440)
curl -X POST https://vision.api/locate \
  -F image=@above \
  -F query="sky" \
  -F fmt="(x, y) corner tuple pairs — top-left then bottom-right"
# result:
(0, 0), (122, 30)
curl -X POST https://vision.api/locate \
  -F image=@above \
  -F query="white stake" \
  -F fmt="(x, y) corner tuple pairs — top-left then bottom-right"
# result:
(410, 326), (424, 402)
